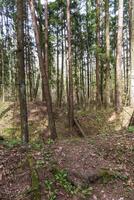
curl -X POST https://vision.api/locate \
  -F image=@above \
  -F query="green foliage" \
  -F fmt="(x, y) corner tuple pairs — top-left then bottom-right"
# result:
(80, 187), (92, 197)
(44, 151), (52, 162)
(2, 139), (21, 148)
(30, 141), (44, 150)
(54, 168), (92, 197)
(44, 180), (57, 200)
(3, 127), (19, 137)
(36, 160), (45, 169)
(54, 169), (75, 194)
(47, 138), (54, 145)
(128, 126), (134, 133)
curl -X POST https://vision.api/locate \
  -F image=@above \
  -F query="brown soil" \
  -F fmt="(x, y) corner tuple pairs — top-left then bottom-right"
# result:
(0, 102), (134, 200)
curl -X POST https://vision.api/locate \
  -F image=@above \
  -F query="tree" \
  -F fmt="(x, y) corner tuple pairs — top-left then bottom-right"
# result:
(115, 0), (124, 112)
(29, 0), (57, 140)
(96, 0), (102, 106)
(66, 0), (74, 129)
(130, 0), (134, 106)
(104, 0), (110, 107)
(17, 0), (29, 143)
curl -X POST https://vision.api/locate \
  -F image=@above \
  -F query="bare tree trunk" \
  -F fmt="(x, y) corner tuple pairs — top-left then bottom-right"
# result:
(96, 0), (101, 107)
(115, 0), (124, 112)
(29, 0), (57, 140)
(17, 0), (29, 143)
(59, 27), (64, 107)
(34, 74), (40, 100)
(67, 0), (74, 129)
(104, 0), (110, 107)
(86, 0), (90, 100)
(56, 26), (60, 106)
(130, 0), (134, 106)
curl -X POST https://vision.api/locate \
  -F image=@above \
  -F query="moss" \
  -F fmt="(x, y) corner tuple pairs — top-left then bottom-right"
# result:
(99, 169), (116, 184)
(28, 155), (41, 200)
(99, 169), (128, 184)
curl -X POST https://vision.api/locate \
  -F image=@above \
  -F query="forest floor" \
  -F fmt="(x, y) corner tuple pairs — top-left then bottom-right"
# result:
(0, 102), (134, 200)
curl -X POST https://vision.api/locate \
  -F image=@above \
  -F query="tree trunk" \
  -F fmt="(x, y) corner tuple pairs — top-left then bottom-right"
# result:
(59, 27), (64, 107)
(17, 0), (29, 143)
(96, 0), (101, 107)
(29, 0), (57, 140)
(56, 26), (60, 106)
(115, 0), (124, 112)
(67, 0), (74, 129)
(104, 0), (110, 107)
(130, 0), (134, 106)
(86, 0), (90, 100)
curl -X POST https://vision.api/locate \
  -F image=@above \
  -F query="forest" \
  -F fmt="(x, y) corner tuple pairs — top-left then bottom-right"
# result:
(0, 0), (134, 199)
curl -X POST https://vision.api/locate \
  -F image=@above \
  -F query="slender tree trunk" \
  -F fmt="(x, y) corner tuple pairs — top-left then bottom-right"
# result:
(130, 0), (134, 106)
(59, 27), (64, 107)
(129, 0), (132, 96)
(29, 0), (57, 140)
(126, 35), (129, 95)
(37, 0), (45, 102)
(86, 0), (90, 100)
(17, 0), (29, 143)
(96, 0), (101, 107)
(34, 74), (40, 100)
(65, 36), (69, 104)
(115, 0), (124, 112)
(67, 0), (74, 129)
(104, 0), (110, 107)
(74, 39), (79, 106)
(56, 26), (60, 106)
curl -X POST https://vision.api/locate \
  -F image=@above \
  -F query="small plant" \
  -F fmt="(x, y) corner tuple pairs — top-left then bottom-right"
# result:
(128, 126), (134, 133)
(4, 139), (21, 148)
(31, 141), (43, 150)
(47, 138), (54, 145)
(49, 192), (56, 200)
(3, 127), (19, 136)
(81, 187), (92, 196)
(53, 168), (92, 198)
(43, 151), (52, 162)
(54, 169), (74, 193)
(45, 179), (53, 191)
(44, 179), (57, 200)
(36, 160), (45, 168)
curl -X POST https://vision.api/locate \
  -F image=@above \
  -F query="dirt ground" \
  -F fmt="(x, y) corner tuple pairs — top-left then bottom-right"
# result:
(0, 102), (134, 200)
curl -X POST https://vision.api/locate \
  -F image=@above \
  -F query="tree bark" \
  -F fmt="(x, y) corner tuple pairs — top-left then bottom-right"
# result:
(86, 0), (90, 100)
(67, 0), (74, 129)
(29, 0), (57, 140)
(59, 27), (64, 107)
(17, 0), (29, 143)
(96, 0), (102, 107)
(56, 26), (60, 106)
(115, 0), (124, 112)
(130, 0), (134, 106)
(104, 0), (110, 107)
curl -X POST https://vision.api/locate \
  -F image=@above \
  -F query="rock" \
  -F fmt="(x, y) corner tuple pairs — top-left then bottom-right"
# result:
(67, 170), (100, 188)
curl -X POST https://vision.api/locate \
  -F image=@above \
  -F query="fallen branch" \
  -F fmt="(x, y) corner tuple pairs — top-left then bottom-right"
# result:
(129, 111), (134, 127)
(74, 117), (86, 137)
